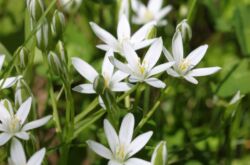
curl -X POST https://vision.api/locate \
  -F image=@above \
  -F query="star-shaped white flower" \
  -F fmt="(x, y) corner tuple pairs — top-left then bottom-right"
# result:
(87, 113), (153, 165)
(131, 0), (172, 26)
(110, 38), (175, 88)
(0, 54), (19, 90)
(8, 138), (46, 165)
(72, 50), (131, 107)
(89, 14), (155, 55)
(0, 97), (52, 146)
(163, 31), (221, 84)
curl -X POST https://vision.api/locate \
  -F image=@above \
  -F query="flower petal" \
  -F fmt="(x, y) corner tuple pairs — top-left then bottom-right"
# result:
(119, 113), (135, 146)
(184, 75), (198, 84)
(131, 22), (156, 43)
(172, 31), (183, 64)
(0, 77), (19, 89)
(109, 56), (134, 75)
(186, 45), (208, 67)
(27, 148), (46, 165)
(133, 39), (155, 50)
(10, 138), (26, 164)
(0, 54), (5, 70)
(148, 62), (175, 77)
(15, 132), (29, 140)
(112, 71), (129, 83)
(128, 131), (153, 157)
(71, 57), (98, 83)
(16, 97), (32, 125)
(117, 14), (131, 41)
(123, 43), (140, 72)
(90, 22), (118, 49)
(108, 160), (122, 165)
(0, 102), (11, 122)
(163, 47), (174, 62)
(125, 158), (151, 165)
(148, 0), (163, 13)
(145, 78), (166, 88)
(104, 119), (119, 153)
(102, 50), (114, 79)
(86, 140), (113, 159)
(96, 44), (115, 52)
(0, 133), (11, 146)
(166, 68), (180, 77)
(188, 67), (221, 77)
(98, 96), (106, 109)
(155, 6), (172, 20)
(111, 82), (132, 92)
(72, 84), (96, 94)
(143, 38), (163, 70)
(22, 115), (51, 131)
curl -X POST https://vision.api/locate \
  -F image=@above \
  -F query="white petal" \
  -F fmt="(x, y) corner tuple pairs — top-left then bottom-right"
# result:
(111, 82), (132, 92)
(184, 75), (198, 84)
(112, 71), (129, 83)
(143, 38), (163, 70)
(96, 44), (115, 52)
(125, 158), (151, 165)
(123, 43), (140, 72)
(117, 14), (131, 41)
(145, 78), (166, 88)
(109, 56), (134, 75)
(148, 62), (175, 77)
(10, 138), (26, 164)
(0, 77), (19, 89)
(166, 68), (180, 77)
(172, 31), (183, 64)
(0, 133), (11, 146)
(119, 113), (134, 146)
(163, 47), (174, 62)
(27, 148), (46, 165)
(90, 22), (118, 49)
(148, 0), (163, 13)
(188, 67), (221, 77)
(0, 124), (6, 131)
(131, 22), (156, 43)
(0, 102), (11, 122)
(98, 96), (106, 109)
(128, 131), (153, 157)
(104, 119), (119, 153)
(86, 140), (113, 159)
(0, 54), (5, 70)
(102, 50), (114, 79)
(71, 57), (98, 83)
(16, 97), (32, 125)
(108, 160), (123, 165)
(155, 6), (172, 20)
(186, 45), (208, 67)
(15, 132), (30, 140)
(133, 39), (155, 50)
(22, 115), (51, 131)
(72, 84), (96, 94)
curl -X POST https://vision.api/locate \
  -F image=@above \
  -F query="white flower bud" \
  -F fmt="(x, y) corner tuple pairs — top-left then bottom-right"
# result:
(48, 51), (64, 76)
(36, 20), (50, 51)
(15, 46), (29, 70)
(28, 0), (45, 21)
(176, 19), (192, 41)
(51, 10), (66, 39)
(151, 141), (167, 165)
(59, 0), (83, 13)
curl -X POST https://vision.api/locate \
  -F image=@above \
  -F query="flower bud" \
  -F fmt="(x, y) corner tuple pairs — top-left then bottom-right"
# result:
(59, 0), (83, 13)
(48, 51), (64, 76)
(15, 46), (29, 70)
(151, 141), (167, 165)
(146, 25), (157, 39)
(93, 75), (106, 94)
(176, 19), (192, 41)
(15, 79), (30, 107)
(36, 20), (51, 51)
(51, 10), (65, 39)
(28, 0), (45, 21)
(55, 41), (68, 65)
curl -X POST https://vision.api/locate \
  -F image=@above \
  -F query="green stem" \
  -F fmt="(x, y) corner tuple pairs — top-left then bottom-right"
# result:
(133, 83), (144, 111)
(187, 0), (198, 24)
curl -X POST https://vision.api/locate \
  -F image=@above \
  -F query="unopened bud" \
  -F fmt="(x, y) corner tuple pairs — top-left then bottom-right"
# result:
(147, 25), (157, 39)
(36, 20), (51, 51)
(15, 79), (30, 107)
(151, 141), (167, 165)
(93, 75), (106, 94)
(59, 0), (83, 13)
(176, 19), (192, 41)
(48, 51), (64, 76)
(28, 0), (45, 21)
(51, 10), (65, 39)
(15, 46), (29, 70)
(55, 41), (68, 65)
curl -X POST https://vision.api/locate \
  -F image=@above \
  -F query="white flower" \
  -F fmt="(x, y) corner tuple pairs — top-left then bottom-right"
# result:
(8, 138), (46, 165)
(0, 54), (19, 90)
(131, 0), (172, 26)
(163, 31), (221, 84)
(89, 14), (155, 55)
(59, 0), (83, 12)
(72, 50), (131, 107)
(0, 97), (52, 146)
(110, 38), (175, 88)
(87, 113), (153, 165)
